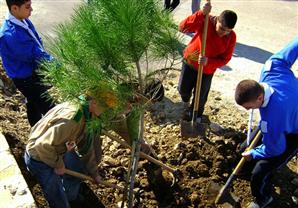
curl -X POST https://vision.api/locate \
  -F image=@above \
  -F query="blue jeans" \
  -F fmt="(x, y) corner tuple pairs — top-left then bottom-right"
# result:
(24, 151), (86, 208)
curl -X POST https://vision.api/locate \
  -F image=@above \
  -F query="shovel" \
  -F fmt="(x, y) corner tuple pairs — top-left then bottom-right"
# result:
(102, 130), (178, 173)
(215, 129), (262, 204)
(65, 168), (124, 191)
(246, 109), (254, 146)
(181, 1), (210, 138)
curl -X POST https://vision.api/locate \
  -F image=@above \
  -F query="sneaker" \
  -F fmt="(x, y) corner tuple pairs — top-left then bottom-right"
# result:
(247, 196), (273, 208)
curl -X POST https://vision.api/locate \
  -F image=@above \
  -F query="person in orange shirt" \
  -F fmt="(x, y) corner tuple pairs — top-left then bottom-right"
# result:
(178, 1), (237, 121)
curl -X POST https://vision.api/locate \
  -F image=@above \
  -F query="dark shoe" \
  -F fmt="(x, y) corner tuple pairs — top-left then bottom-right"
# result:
(247, 196), (273, 208)
(182, 108), (192, 121)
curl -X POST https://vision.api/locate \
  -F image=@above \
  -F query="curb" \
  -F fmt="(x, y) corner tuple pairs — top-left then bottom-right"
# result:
(0, 132), (36, 208)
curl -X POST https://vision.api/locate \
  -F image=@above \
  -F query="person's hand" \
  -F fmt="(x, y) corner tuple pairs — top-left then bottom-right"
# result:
(242, 151), (252, 161)
(93, 175), (102, 184)
(54, 166), (66, 175)
(202, 1), (212, 15)
(198, 55), (208, 66)
(65, 141), (76, 151)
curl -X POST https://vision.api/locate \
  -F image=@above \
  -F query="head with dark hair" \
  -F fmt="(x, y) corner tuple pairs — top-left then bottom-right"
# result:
(215, 10), (237, 37)
(6, 0), (32, 20)
(219, 10), (237, 29)
(6, 0), (29, 10)
(235, 79), (264, 110)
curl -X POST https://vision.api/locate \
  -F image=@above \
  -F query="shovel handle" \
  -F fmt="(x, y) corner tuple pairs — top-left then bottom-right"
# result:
(215, 130), (262, 204)
(103, 130), (177, 173)
(247, 109), (254, 146)
(64, 169), (124, 191)
(192, 1), (210, 122)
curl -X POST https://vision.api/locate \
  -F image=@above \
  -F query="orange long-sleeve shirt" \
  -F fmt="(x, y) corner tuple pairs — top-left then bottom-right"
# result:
(179, 10), (236, 74)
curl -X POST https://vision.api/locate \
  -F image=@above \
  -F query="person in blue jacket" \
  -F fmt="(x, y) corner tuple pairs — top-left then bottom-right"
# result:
(234, 37), (298, 208)
(0, 0), (55, 126)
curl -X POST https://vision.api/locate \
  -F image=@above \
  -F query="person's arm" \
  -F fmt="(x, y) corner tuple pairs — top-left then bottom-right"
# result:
(206, 32), (236, 69)
(179, 2), (211, 33)
(1, 31), (52, 64)
(34, 119), (77, 169)
(247, 113), (286, 159)
(270, 37), (298, 70)
(179, 10), (204, 33)
(80, 134), (102, 179)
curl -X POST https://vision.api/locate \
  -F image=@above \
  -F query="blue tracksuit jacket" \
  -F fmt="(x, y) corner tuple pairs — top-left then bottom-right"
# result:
(0, 18), (52, 79)
(250, 37), (298, 159)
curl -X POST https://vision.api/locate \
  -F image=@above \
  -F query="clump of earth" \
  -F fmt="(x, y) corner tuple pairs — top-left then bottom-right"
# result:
(1, 65), (297, 208)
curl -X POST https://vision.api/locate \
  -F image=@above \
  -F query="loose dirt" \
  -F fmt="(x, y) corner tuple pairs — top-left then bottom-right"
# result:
(1, 66), (297, 208)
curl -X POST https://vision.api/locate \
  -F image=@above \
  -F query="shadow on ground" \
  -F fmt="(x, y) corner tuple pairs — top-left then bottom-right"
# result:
(233, 42), (273, 64)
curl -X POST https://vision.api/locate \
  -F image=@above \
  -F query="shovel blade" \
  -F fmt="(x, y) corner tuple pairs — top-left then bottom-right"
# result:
(180, 120), (207, 138)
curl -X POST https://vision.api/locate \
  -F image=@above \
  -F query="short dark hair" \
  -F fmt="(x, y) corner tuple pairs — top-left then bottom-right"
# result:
(219, 10), (237, 29)
(235, 79), (264, 105)
(6, 0), (29, 10)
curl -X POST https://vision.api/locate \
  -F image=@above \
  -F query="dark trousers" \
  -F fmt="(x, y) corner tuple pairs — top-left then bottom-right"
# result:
(12, 73), (55, 126)
(242, 134), (298, 203)
(164, 0), (180, 11)
(178, 62), (213, 117)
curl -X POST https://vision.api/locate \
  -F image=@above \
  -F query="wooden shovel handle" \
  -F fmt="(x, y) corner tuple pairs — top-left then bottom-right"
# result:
(215, 129), (262, 204)
(192, 1), (210, 121)
(64, 169), (124, 191)
(102, 130), (177, 174)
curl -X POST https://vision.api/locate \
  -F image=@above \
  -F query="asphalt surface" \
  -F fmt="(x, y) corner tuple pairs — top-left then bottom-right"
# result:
(0, 0), (297, 101)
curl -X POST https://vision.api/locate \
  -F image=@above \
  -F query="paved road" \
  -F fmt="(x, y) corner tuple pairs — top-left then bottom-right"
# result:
(0, 0), (297, 100)
(175, 0), (298, 100)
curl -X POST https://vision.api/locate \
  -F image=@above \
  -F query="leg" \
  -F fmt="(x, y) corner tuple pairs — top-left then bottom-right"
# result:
(197, 73), (213, 117)
(170, 0), (180, 11)
(178, 63), (197, 103)
(13, 78), (43, 126)
(63, 151), (87, 202)
(30, 75), (55, 116)
(164, 0), (171, 10)
(251, 134), (298, 203)
(191, 0), (201, 13)
(250, 159), (274, 201)
(24, 152), (70, 208)
(25, 99), (41, 126)
(13, 75), (55, 126)
(191, 73), (213, 117)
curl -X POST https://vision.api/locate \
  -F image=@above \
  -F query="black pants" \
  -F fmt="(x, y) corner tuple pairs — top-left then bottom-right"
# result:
(178, 62), (213, 117)
(164, 0), (180, 11)
(242, 134), (298, 203)
(12, 74), (55, 127)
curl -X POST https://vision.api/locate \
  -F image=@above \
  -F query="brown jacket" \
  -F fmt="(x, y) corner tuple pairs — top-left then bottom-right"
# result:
(26, 102), (102, 178)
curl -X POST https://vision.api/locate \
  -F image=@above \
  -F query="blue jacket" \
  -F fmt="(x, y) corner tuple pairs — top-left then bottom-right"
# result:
(250, 37), (298, 159)
(0, 18), (52, 79)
